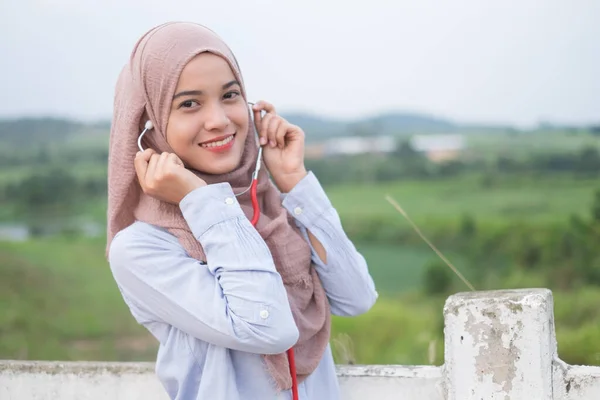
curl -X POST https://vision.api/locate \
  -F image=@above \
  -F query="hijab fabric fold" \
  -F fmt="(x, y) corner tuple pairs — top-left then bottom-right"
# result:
(106, 21), (331, 391)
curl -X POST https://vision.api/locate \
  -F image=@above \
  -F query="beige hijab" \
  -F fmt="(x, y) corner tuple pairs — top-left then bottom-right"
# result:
(106, 22), (331, 390)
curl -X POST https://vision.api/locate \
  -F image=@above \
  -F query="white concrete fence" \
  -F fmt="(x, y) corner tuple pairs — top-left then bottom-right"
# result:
(2, 289), (600, 399)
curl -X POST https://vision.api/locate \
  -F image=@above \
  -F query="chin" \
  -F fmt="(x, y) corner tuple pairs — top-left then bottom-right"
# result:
(191, 156), (242, 176)
(206, 164), (238, 175)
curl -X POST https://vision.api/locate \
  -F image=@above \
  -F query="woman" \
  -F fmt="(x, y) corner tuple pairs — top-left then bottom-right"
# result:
(107, 21), (378, 400)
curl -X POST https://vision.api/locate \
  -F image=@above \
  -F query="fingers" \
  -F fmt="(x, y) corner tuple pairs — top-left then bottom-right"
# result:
(156, 152), (170, 176)
(274, 121), (288, 149)
(136, 148), (156, 163)
(252, 100), (304, 150)
(265, 114), (283, 148)
(252, 108), (263, 139)
(266, 117), (284, 148)
(145, 152), (160, 188)
(134, 150), (187, 194)
(252, 100), (276, 114)
(168, 152), (183, 167)
(252, 100), (288, 148)
(258, 112), (272, 146)
(253, 100), (278, 146)
(134, 149), (156, 189)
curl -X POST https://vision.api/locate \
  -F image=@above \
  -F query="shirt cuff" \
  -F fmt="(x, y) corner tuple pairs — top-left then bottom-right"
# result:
(281, 171), (333, 229)
(179, 183), (246, 239)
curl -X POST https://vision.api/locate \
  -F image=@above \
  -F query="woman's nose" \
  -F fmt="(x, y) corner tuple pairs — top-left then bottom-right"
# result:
(203, 104), (230, 131)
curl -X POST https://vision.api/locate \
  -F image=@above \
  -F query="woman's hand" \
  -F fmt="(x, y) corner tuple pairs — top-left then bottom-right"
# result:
(134, 149), (206, 204)
(252, 100), (307, 193)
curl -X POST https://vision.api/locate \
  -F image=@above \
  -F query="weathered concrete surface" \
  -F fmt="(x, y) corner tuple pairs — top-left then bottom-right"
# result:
(0, 361), (442, 400)
(443, 288), (555, 400)
(337, 365), (443, 400)
(553, 359), (600, 400)
(0, 361), (167, 400)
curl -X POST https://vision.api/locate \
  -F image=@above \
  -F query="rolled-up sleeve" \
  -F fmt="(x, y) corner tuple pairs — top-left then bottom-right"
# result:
(109, 183), (299, 355)
(281, 172), (378, 316)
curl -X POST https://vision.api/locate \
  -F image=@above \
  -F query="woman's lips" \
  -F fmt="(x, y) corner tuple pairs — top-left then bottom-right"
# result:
(199, 133), (236, 152)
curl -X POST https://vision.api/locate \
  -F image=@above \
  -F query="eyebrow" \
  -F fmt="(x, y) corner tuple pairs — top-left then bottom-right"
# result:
(172, 80), (240, 100)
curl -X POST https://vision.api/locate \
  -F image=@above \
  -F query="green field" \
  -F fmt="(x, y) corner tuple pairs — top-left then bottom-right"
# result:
(355, 243), (469, 295)
(0, 163), (107, 185)
(0, 238), (151, 361)
(0, 236), (445, 364)
(328, 173), (598, 227)
(465, 131), (600, 160)
(3, 235), (599, 366)
(14, 171), (596, 229)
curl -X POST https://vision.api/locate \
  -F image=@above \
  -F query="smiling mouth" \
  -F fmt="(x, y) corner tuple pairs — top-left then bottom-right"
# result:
(200, 134), (235, 149)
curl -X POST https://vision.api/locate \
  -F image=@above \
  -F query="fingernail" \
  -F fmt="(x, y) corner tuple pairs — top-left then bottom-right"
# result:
(260, 137), (267, 145)
(270, 140), (276, 148)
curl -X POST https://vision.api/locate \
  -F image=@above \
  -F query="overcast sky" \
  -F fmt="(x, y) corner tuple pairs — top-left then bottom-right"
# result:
(0, 0), (598, 127)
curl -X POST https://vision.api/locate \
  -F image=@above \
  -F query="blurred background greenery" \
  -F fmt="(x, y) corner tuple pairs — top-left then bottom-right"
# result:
(2, 115), (600, 367)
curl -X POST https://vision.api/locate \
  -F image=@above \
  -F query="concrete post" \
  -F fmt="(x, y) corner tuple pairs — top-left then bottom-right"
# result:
(443, 288), (556, 400)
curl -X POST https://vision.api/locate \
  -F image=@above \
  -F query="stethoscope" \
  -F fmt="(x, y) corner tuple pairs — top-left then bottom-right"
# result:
(136, 104), (299, 400)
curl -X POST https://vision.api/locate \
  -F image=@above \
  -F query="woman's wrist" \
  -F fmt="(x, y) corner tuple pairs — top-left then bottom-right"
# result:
(272, 167), (308, 193)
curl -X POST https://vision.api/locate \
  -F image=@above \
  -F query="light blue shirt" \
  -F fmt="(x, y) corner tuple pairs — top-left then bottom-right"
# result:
(108, 172), (378, 400)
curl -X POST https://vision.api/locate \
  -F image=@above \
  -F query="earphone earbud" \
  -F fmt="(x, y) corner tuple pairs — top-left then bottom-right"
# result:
(137, 120), (153, 152)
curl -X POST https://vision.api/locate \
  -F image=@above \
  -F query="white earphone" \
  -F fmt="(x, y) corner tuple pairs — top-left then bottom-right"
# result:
(137, 120), (154, 152)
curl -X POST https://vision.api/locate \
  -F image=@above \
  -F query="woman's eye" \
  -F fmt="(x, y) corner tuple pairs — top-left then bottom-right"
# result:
(180, 100), (199, 109)
(223, 91), (240, 100)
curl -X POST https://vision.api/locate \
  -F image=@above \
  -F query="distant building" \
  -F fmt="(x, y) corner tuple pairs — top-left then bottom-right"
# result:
(304, 133), (466, 161)
(410, 134), (465, 162)
(0, 224), (29, 242)
(313, 136), (397, 157)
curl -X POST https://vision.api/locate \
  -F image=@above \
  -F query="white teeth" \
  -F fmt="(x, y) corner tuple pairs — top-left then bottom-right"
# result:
(201, 135), (234, 148)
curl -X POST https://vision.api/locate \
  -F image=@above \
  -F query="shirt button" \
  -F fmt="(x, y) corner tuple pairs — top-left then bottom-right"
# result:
(225, 197), (234, 205)
(259, 310), (269, 319)
(293, 207), (303, 215)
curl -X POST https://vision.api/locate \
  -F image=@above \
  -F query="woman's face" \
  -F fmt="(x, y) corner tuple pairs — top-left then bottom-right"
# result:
(166, 52), (249, 175)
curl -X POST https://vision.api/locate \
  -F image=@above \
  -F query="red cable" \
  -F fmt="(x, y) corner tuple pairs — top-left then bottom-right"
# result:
(287, 348), (299, 400)
(250, 179), (260, 226)
(249, 178), (299, 400)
